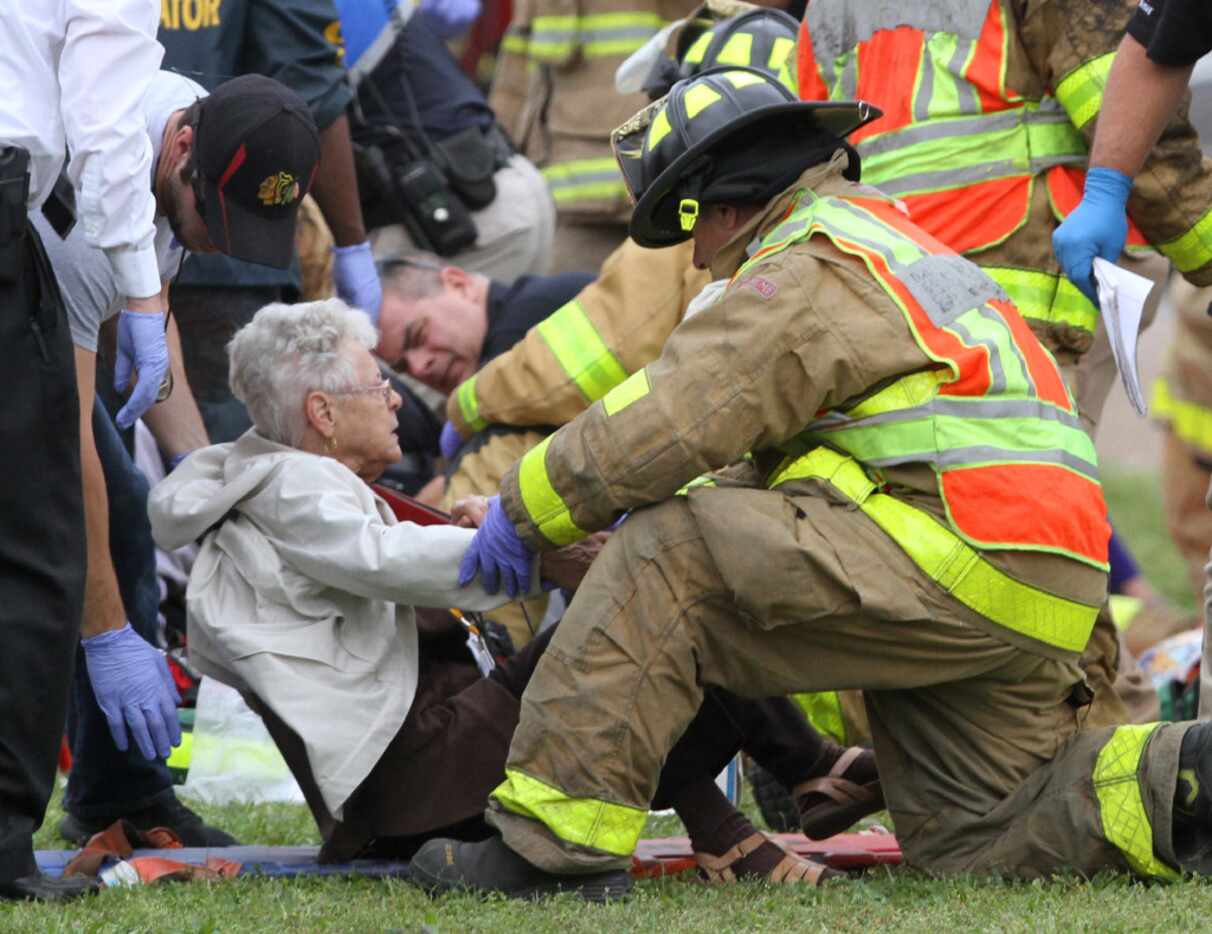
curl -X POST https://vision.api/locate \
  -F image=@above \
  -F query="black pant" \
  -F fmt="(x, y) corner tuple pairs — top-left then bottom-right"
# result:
(0, 221), (85, 881)
(62, 399), (172, 821)
(170, 284), (286, 443)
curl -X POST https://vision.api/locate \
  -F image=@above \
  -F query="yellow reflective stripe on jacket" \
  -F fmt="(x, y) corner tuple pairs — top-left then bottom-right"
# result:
(1152, 376), (1212, 456)
(1157, 205), (1212, 275)
(530, 11), (664, 61)
(675, 473), (717, 496)
(1092, 724), (1179, 879)
(537, 300), (629, 402)
(983, 266), (1099, 334)
(1054, 52), (1114, 130)
(541, 158), (629, 206)
(455, 375), (488, 433)
(492, 767), (647, 857)
(518, 435), (586, 546)
(602, 367), (650, 416)
(500, 27), (529, 55)
(769, 447), (1098, 653)
(793, 691), (846, 744)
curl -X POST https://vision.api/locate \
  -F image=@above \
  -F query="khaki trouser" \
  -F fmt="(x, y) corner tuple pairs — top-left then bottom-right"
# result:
(488, 485), (1193, 877)
(547, 218), (630, 277)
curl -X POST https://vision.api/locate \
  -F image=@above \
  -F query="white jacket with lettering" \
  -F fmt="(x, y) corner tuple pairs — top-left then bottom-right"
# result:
(148, 431), (524, 818)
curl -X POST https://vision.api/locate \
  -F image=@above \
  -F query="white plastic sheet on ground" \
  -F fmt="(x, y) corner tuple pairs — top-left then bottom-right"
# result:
(179, 676), (304, 806)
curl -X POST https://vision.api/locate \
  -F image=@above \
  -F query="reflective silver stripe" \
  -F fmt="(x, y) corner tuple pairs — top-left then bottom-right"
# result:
(947, 316), (1007, 395)
(914, 37), (936, 123)
(858, 107), (1066, 160)
(951, 37), (979, 114)
(871, 161), (1004, 194)
(974, 304), (1031, 397)
(806, 0), (989, 65)
(582, 25), (661, 44)
(544, 168), (624, 191)
(812, 396), (1088, 434)
(865, 445), (1100, 481)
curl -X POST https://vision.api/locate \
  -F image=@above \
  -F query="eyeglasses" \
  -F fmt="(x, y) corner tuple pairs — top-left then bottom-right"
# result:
(330, 378), (394, 404)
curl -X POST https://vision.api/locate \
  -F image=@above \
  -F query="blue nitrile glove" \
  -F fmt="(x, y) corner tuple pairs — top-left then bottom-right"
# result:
(82, 623), (181, 761)
(332, 241), (383, 325)
(114, 309), (169, 429)
(421, 0), (481, 39)
(1052, 167), (1134, 306)
(439, 420), (464, 460)
(166, 451), (192, 473)
(458, 496), (534, 597)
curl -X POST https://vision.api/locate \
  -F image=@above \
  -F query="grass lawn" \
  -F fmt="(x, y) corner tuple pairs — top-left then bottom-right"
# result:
(3, 467), (1208, 932)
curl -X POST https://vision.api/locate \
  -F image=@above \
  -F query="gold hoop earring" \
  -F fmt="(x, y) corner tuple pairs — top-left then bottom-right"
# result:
(325, 434), (338, 454)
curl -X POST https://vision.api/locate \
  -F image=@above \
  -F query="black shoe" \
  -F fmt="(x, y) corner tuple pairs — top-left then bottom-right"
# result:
(1173, 721), (1212, 867)
(0, 871), (99, 902)
(1176, 722), (1212, 825)
(58, 795), (239, 848)
(409, 835), (632, 903)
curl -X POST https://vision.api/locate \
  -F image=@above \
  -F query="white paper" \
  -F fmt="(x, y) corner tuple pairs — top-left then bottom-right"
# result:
(1092, 256), (1154, 417)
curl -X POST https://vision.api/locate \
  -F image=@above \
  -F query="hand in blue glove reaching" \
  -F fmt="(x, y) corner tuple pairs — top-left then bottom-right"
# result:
(332, 241), (383, 325)
(1051, 166), (1134, 306)
(421, 0), (481, 39)
(82, 623), (182, 760)
(114, 309), (169, 429)
(458, 496), (534, 597)
(439, 420), (464, 460)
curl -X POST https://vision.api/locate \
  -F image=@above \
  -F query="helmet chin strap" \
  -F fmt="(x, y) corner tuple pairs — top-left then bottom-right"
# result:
(675, 157), (713, 233)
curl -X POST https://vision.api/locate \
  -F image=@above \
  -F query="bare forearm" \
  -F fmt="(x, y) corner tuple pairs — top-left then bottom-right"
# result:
(74, 347), (129, 638)
(1090, 33), (1195, 177)
(142, 313), (210, 453)
(309, 114), (367, 246)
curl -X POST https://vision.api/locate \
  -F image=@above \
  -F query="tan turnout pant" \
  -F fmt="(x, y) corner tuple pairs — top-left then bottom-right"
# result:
(489, 483), (1192, 878)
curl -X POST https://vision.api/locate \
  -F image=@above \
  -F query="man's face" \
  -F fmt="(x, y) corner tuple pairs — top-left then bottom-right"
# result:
(376, 269), (487, 394)
(691, 204), (742, 270)
(160, 152), (218, 255)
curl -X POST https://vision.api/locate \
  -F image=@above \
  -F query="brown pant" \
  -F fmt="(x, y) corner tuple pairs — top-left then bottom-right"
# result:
(254, 614), (829, 862)
(489, 486), (1193, 878)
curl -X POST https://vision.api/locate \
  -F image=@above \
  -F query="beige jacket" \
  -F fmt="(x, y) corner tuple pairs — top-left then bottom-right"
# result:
(148, 431), (526, 819)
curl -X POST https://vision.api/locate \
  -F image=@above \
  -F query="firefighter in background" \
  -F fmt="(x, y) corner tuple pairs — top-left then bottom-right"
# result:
(488, 0), (702, 273)
(408, 68), (1212, 900)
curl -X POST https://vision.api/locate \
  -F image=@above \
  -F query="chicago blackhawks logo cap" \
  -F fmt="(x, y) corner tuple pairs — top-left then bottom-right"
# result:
(193, 75), (321, 269)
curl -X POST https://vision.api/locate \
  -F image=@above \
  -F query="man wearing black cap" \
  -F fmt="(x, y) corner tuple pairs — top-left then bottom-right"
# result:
(33, 69), (320, 849)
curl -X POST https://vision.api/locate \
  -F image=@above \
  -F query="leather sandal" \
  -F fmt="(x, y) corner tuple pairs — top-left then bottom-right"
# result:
(694, 831), (838, 885)
(794, 746), (884, 840)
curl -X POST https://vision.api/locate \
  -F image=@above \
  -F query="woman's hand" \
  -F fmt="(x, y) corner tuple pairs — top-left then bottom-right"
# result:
(540, 532), (612, 592)
(451, 495), (491, 528)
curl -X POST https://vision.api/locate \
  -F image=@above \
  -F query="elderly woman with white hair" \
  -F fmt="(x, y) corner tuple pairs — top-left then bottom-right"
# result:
(148, 299), (880, 896)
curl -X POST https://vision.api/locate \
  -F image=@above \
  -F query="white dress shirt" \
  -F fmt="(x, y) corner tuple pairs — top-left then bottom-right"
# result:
(0, 0), (164, 299)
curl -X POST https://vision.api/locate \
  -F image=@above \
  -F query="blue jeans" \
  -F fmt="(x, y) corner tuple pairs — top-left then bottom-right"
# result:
(63, 398), (173, 820)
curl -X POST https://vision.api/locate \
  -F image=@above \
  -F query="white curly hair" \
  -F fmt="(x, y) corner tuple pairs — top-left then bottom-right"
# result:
(228, 298), (378, 447)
